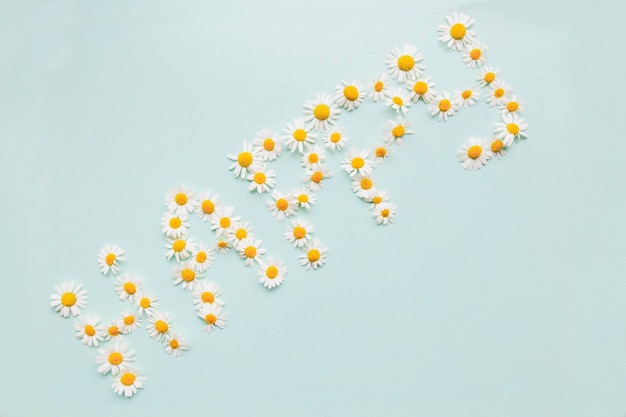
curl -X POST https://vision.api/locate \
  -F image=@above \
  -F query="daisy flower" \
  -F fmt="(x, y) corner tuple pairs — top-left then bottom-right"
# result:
(500, 95), (525, 114)
(237, 238), (267, 267)
(227, 141), (261, 180)
(365, 190), (390, 210)
(192, 281), (225, 310)
(292, 187), (316, 209)
(194, 191), (221, 223)
(370, 73), (389, 102)
(96, 341), (135, 376)
(334, 80), (365, 111)
(97, 245), (125, 276)
(405, 77), (437, 104)
(462, 41), (487, 68)
(135, 291), (159, 316)
(146, 312), (173, 341)
(105, 321), (123, 342)
(118, 311), (141, 334)
(164, 333), (189, 358)
(454, 87), (481, 108)
(74, 315), (105, 347)
(305, 167), (333, 191)
(301, 145), (326, 171)
(160, 211), (189, 238)
(282, 118), (316, 153)
(341, 149), (375, 177)
(164, 185), (195, 216)
(210, 206), (241, 238)
(477, 66), (499, 88)
(437, 13), (476, 51)
(303, 93), (340, 131)
(284, 218), (314, 248)
(299, 239), (328, 270)
(215, 239), (231, 254)
(189, 243), (214, 272)
(429, 92), (458, 122)
(197, 304), (227, 334)
(485, 79), (512, 107)
(252, 129), (282, 162)
(267, 192), (297, 222)
(111, 368), (146, 398)
(385, 88), (412, 115)
(457, 137), (492, 170)
(247, 164), (276, 194)
(351, 175), (376, 199)
(372, 144), (393, 164)
(172, 262), (204, 291)
(114, 274), (142, 304)
(322, 126), (348, 151)
(228, 221), (255, 248)
(494, 113), (528, 145)
(258, 259), (288, 289)
(385, 117), (414, 145)
(386, 45), (424, 82)
(164, 235), (195, 262)
(373, 202), (397, 225)
(50, 282), (88, 318)
(489, 137), (507, 159)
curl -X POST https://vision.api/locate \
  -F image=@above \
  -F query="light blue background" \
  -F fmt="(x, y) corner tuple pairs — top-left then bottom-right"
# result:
(1, 0), (625, 416)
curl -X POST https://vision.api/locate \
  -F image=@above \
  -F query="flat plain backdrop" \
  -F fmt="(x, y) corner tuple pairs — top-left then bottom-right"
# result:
(1, 0), (625, 416)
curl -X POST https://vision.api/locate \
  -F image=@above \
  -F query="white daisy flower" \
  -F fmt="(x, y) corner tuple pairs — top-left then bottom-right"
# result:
(258, 259), (287, 289)
(334, 80), (365, 111)
(194, 191), (221, 223)
(74, 315), (105, 347)
(385, 117), (414, 145)
(494, 113), (528, 146)
(96, 341), (135, 376)
(454, 87), (481, 108)
(305, 167), (333, 191)
(457, 137), (492, 170)
(301, 145), (326, 171)
(267, 192), (297, 222)
(405, 77), (437, 104)
(189, 243), (214, 272)
(134, 291), (159, 316)
(385, 88), (412, 115)
(500, 95), (525, 114)
(50, 282), (88, 318)
(247, 164), (276, 194)
(477, 66), (499, 88)
(322, 126), (348, 151)
(292, 187), (316, 209)
(462, 41), (487, 68)
(365, 190), (390, 210)
(341, 149), (375, 177)
(164, 235), (195, 262)
(164, 333), (189, 358)
(373, 202), (397, 225)
(97, 245), (125, 276)
(370, 73), (389, 102)
(114, 273), (142, 303)
(281, 117), (317, 154)
(228, 221), (255, 249)
(299, 239), (328, 270)
(172, 263), (204, 291)
(117, 311), (141, 334)
(429, 92), (458, 122)
(146, 312), (173, 341)
(284, 218), (314, 248)
(485, 79), (512, 107)
(197, 304), (227, 334)
(164, 185), (195, 215)
(215, 239), (231, 254)
(372, 144), (393, 164)
(303, 93), (340, 131)
(104, 321), (123, 342)
(210, 206), (241, 238)
(437, 13), (476, 51)
(386, 44), (424, 82)
(192, 281), (224, 310)
(111, 368), (146, 398)
(252, 129), (282, 162)
(489, 137), (507, 159)
(351, 175), (376, 199)
(227, 141), (261, 180)
(237, 238), (267, 267)
(160, 211), (189, 238)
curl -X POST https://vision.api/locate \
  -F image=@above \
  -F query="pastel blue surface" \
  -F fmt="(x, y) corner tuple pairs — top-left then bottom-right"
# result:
(1, 0), (625, 416)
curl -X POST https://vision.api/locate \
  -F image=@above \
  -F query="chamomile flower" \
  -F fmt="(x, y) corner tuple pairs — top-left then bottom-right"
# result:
(189, 243), (214, 272)
(351, 175), (376, 199)
(160, 212), (189, 238)
(50, 282), (88, 318)
(284, 218), (314, 248)
(105, 321), (123, 342)
(228, 141), (261, 180)
(438, 13), (476, 51)
(292, 187), (316, 209)
(462, 41), (487, 68)
(454, 87), (481, 108)
(405, 77), (437, 104)
(334, 80), (365, 111)
(500, 95), (525, 114)
(457, 137), (492, 170)
(385, 117), (414, 145)
(164, 333), (189, 358)
(258, 259), (287, 289)
(111, 368), (146, 398)
(172, 263), (204, 291)
(267, 192), (297, 221)
(164, 235), (195, 262)
(192, 281), (224, 310)
(164, 185), (195, 215)
(97, 245), (125, 276)
(228, 221), (255, 248)
(301, 145), (326, 171)
(373, 202), (397, 225)
(370, 73), (389, 102)
(385, 88), (412, 115)
(115, 274), (142, 303)
(299, 239), (328, 270)
(210, 206), (241, 238)
(429, 92), (458, 122)
(282, 118), (317, 153)
(74, 315), (105, 347)
(215, 239), (231, 254)
(194, 191), (221, 223)
(477, 66), (499, 88)
(341, 149), (375, 177)
(489, 137), (507, 159)
(485, 79), (512, 107)
(322, 126), (348, 151)
(252, 129), (282, 162)
(494, 113), (528, 146)
(305, 167), (333, 191)
(372, 144), (393, 164)
(146, 312), (173, 341)
(96, 342), (135, 376)
(197, 304), (227, 334)
(135, 291), (159, 316)
(386, 45), (424, 82)
(365, 190), (390, 210)
(237, 238), (267, 267)
(247, 164), (276, 194)
(303, 93), (340, 131)
(118, 311), (141, 334)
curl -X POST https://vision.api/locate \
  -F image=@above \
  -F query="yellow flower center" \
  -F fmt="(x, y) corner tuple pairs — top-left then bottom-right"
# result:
(263, 138), (275, 151)
(506, 101), (519, 112)
(311, 172), (323, 183)
(169, 217), (182, 229)
(155, 320), (168, 333)
(123, 282), (136, 295)
(397, 55), (415, 71)
(108, 352), (123, 365)
(462, 90), (472, 100)
(450, 23), (466, 40)
(61, 292), (76, 307)
(293, 129), (307, 142)
(392, 96), (403, 106)
(413, 81), (428, 95)
(374, 81), (384, 92)
(307, 249), (321, 263)
(201, 199), (215, 214)
(293, 226), (306, 239)
(172, 239), (186, 252)
(308, 153), (319, 164)
(219, 217), (231, 228)
(205, 314), (217, 325)
(266, 266), (279, 279)
(174, 193), (187, 205)
(467, 145), (482, 159)
(244, 246), (257, 258)
(139, 298), (150, 309)
(439, 99), (451, 112)
(276, 198), (288, 211)
(169, 339), (179, 349)
(392, 125), (405, 137)
(84, 325), (96, 337)
(491, 140), (503, 152)
(124, 315), (135, 325)
(343, 85), (359, 101)
(507, 123), (520, 135)
(360, 178), (373, 190)
(494, 88), (505, 98)
(313, 104), (330, 121)
(330, 132), (341, 143)
(351, 157), (365, 169)
(237, 152), (253, 167)
(201, 292), (215, 303)
(375, 147), (386, 158)
(381, 209), (390, 218)
(196, 251), (207, 263)
(484, 72), (495, 83)
(235, 228), (247, 240)
(372, 196), (382, 204)
(108, 326), (119, 336)
(120, 373), (135, 386)
(253, 172), (266, 184)
(105, 253), (116, 266)
(217, 240), (228, 249)
(181, 268), (195, 282)
(470, 48), (481, 60)
(297, 194), (308, 203)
